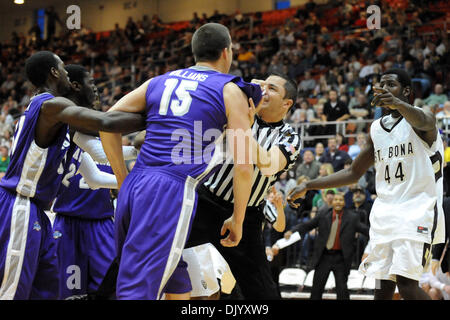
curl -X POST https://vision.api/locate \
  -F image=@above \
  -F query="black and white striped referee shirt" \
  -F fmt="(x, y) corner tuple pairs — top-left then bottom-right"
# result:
(203, 115), (301, 207)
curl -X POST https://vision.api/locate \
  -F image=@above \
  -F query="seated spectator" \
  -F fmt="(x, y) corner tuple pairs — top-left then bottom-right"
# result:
(311, 164), (336, 210)
(313, 75), (330, 97)
(436, 101), (450, 129)
(424, 84), (448, 108)
(0, 145), (10, 173)
(288, 55), (304, 82)
(274, 171), (297, 200)
(298, 71), (316, 96)
(404, 60), (416, 79)
(348, 132), (367, 160)
(319, 137), (351, 172)
(427, 266), (450, 300)
(0, 129), (12, 150)
(307, 103), (328, 142)
(296, 150), (321, 180)
(237, 45), (254, 63)
(349, 93), (371, 132)
(298, 100), (315, 121)
(323, 89), (350, 135)
(312, 188), (336, 213)
(335, 133), (349, 153)
(314, 142), (325, 161)
(348, 183), (372, 267)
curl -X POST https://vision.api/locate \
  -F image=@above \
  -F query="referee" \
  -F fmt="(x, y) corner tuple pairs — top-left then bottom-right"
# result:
(186, 72), (301, 299)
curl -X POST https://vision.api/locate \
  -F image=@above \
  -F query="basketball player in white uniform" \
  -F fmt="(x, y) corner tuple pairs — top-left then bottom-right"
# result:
(286, 69), (445, 300)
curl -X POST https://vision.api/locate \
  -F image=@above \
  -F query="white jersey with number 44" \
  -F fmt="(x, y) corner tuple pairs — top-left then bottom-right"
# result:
(370, 112), (445, 245)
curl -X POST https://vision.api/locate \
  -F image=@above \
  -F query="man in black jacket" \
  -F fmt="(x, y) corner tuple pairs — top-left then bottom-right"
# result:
(284, 192), (369, 299)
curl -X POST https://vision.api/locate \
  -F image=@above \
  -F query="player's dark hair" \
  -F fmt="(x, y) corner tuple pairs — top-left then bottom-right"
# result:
(25, 51), (59, 87)
(65, 64), (88, 85)
(269, 72), (298, 103)
(381, 68), (411, 89)
(192, 23), (231, 62)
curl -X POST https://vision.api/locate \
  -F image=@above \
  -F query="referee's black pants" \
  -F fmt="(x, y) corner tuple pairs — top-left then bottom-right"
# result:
(186, 186), (281, 300)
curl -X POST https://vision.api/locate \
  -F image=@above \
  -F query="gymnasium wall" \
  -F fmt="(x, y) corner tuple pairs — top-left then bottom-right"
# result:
(0, 0), (327, 42)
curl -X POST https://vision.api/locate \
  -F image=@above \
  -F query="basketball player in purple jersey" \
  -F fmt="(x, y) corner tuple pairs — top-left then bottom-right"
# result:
(0, 51), (145, 300)
(51, 65), (133, 300)
(99, 23), (261, 300)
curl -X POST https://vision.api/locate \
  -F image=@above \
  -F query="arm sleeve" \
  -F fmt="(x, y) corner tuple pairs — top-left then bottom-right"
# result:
(78, 152), (118, 189)
(275, 126), (302, 173)
(73, 132), (138, 163)
(232, 77), (263, 106)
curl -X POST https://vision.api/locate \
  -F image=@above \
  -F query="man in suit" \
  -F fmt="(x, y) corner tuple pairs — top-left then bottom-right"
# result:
(284, 192), (369, 299)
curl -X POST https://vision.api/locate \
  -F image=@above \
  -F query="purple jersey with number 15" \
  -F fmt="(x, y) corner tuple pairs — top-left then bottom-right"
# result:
(135, 66), (262, 181)
(114, 67), (262, 299)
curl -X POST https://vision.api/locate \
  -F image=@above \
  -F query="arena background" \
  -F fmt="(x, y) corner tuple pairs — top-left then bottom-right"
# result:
(0, 0), (449, 301)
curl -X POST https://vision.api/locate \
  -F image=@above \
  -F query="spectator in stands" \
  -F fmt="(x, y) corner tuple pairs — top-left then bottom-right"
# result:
(320, 137), (351, 172)
(313, 188), (336, 213)
(404, 60), (416, 78)
(268, 54), (284, 75)
(3, 96), (18, 111)
(358, 56), (379, 80)
(348, 132), (367, 160)
(335, 133), (349, 153)
(296, 150), (321, 180)
(288, 54), (304, 82)
(1, 75), (16, 92)
(311, 163), (336, 211)
(298, 206), (318, 268)
(424, 84), (448, 107)
(275, 171), (297, 201)
(426, 267), (450, 300)
(313, 75), (330, 98)
(436, 101), (450, 129)
(347, 184), (372, 266)
(323, 89), (350, 135)
(349, 93), (371, 132)
(298, 71), (316, 96)
(292, 99), (315, 123)
(314, 142), (325, 161)
(237, 45), (254, 63)
(0, 145), (10, 174)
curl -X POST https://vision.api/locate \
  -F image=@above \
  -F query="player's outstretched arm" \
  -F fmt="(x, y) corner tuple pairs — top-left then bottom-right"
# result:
(287, 135), (375, 207)
(42, 97), (146, 134)
(78, 151), (118, 190)
(220, 82), (254, 247)
(99, 79), (150, 188)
